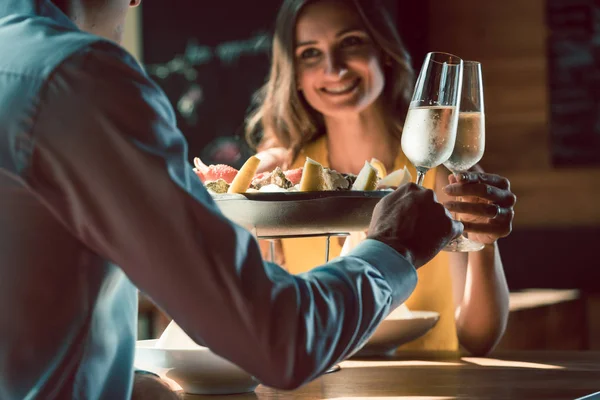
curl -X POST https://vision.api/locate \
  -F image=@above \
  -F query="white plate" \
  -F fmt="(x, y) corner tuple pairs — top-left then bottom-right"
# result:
(355, 311), (440, 357)
(134, 340), (259, 395)
(212, 190), (391, 237)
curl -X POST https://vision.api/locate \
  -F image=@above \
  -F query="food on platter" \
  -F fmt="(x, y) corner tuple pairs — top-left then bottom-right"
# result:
(253, 167), (297, 190)
(369, 157), (387, 179)
(227, 156), (261, 194)
(193, 158), (238, 184)
(299, 157), (326, 191)
(193, 156), (411, 196)
(351, 161), (379, 191)
(379, 166), (412, 187)
(205, 179), (230, 194)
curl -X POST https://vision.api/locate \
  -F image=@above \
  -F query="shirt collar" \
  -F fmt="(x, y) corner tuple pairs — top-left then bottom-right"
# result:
(0, 0), (77, 29)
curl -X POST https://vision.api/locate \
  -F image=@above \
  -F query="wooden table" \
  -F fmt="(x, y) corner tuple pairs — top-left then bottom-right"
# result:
(140, 290), (597, 350)
(183, 351), (600, 400)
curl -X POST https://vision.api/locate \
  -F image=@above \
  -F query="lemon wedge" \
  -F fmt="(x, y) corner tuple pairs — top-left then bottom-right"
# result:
(299, 157), (326, 191)
(369, 157), (387, 178)
(351, 161), (379, 191)
(378, 166), (412, 188)
(228, 156), (261, 193)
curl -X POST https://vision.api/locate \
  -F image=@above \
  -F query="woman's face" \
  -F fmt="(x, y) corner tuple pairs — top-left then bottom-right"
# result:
(294, 0), (385, 118)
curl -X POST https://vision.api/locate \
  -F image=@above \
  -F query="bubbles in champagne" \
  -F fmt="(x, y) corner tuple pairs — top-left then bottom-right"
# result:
(443, 112), (485, 173)
(401, 106), (458, 169)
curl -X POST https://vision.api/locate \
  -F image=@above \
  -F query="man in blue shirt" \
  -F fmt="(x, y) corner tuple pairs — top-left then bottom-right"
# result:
(0, 0), (461, 398)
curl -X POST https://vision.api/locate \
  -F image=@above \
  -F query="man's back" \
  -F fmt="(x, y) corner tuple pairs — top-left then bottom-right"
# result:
(0, 1), (445, 399)
(0, 2), (138, 398)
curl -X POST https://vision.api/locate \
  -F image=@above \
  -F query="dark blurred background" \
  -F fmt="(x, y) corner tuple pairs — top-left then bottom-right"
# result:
(125, 0), (600, 350)
(139, 0), (399, 167)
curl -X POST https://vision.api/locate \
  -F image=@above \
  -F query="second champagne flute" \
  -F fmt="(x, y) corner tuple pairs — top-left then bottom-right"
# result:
(401, 52), (463, 186)
(443, 61), (486, 252)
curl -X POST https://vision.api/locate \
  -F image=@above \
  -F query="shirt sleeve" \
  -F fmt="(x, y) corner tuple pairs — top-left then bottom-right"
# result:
(26, 41), (418, 390)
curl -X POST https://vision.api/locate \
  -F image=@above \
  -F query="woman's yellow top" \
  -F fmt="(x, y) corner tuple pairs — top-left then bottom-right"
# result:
(280, 136), (458, 352)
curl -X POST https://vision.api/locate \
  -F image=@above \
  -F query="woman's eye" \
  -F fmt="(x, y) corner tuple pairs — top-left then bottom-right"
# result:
(300, 48), (321, 59)
(341, 36), (364, 47)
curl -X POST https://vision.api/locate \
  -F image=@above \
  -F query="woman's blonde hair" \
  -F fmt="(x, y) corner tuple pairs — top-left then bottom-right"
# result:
(245, 0), (414, 167)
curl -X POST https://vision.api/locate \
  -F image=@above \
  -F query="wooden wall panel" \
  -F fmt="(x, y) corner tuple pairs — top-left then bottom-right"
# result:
(426, 0), (600, 227)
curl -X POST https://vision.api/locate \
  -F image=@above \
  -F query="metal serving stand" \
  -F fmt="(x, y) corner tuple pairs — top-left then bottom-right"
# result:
(261, 232), (349, 375)
(213, 191), (390, 375)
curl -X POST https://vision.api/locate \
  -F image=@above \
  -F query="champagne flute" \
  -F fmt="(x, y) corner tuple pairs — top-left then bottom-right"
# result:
(443, 61), (486, 252)
(401, 52), (463, 186)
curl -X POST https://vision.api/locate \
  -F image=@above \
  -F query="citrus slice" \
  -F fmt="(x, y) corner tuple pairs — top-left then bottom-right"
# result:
(299, 157), (326, 191)
(369, 157), (387, 178)
(351, 161), (378, 191)
(228, 156), (261, 193)
(378, 166), (412, 188)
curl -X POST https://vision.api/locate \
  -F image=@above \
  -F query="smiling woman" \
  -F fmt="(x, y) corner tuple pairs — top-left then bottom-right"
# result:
(294, 3), (386, 117)
(246, 0), (515, 357)
(246, 0), (414, 166)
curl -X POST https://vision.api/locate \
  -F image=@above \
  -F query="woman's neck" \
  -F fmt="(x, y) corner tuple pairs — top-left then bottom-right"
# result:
(324, 103), (399, 175)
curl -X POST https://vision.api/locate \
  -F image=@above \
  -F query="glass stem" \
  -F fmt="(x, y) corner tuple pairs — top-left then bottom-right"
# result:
(452, 171), (466, 239)
(415, 167), (429, 186)
(269, 240), (276, 263)
(451, 171), (461, 221)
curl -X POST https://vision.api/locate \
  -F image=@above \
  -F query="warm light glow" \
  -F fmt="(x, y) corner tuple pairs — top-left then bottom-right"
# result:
(328, 397), (455, 400)
(509, 289), (580, 311)
(159, 374), (183, 392)
(141, 367), (184, 391)
(461, 357), (565, 370)
(341, 360), (463, 368)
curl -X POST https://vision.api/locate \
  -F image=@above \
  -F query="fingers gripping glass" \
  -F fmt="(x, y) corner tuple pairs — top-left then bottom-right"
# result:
(442, 61), (486, 252)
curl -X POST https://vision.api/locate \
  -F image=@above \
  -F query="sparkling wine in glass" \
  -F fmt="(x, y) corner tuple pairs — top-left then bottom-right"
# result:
(401, 52), (463, 186)
(443, 61), (486, 252)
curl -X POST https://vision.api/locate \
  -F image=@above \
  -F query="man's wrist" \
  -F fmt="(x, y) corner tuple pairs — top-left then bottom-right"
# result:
(366, 236), (415, 266)
(347, 239), (418, 309)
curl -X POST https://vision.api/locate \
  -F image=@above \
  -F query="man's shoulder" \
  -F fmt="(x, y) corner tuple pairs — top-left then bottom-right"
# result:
(0, 14), (138, 82)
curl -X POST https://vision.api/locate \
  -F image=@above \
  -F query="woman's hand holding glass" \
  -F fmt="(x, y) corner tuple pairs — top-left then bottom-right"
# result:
(440, 60), (487, 252)
(443, 169), (516, 245)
